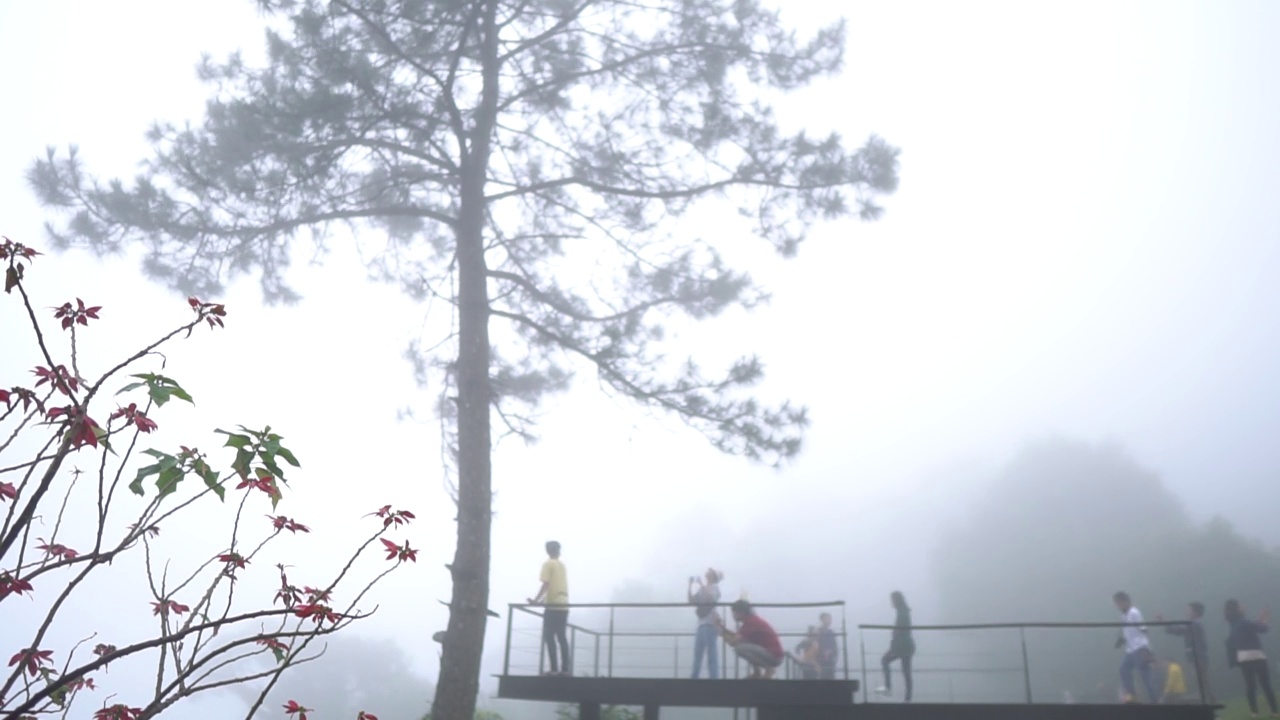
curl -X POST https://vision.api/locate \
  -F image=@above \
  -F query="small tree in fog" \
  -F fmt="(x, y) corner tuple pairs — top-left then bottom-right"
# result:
(29, 1), (899, 716)
(0, 237), (415, 719)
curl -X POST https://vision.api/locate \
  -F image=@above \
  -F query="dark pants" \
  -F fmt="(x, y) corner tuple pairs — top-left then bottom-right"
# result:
(1187, 653), (1215, 703)
(882, 652), (914, 702)
(820, 661), (837, 680)
(1241, 659), (1277, 714)
(543, 608), (571, 674)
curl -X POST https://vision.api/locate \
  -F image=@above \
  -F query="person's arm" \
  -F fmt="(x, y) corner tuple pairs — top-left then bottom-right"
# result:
(529, 580), (548, 604)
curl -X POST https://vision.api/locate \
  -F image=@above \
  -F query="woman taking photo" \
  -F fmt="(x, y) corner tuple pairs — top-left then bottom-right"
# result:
(1225, 599), (1278, 718)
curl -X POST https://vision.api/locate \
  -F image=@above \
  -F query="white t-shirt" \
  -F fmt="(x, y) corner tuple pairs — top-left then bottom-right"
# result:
(1121, 607), (1150, 653)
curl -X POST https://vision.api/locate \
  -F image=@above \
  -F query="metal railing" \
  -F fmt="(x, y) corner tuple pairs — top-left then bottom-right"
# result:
(855, 620), (1210, 705)
(502, 601), (850, 681)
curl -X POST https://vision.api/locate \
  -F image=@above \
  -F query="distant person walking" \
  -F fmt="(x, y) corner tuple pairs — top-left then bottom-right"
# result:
(1224, 599), (1278, 717)
(529, 540), (571, 676)
(718, 600), (784, 679)
(1159, 601), (1215, 703)
(1113, 591), (1158, 704)
(817, 612), (839, 680)
(876, 591), (916, 702)
(689, 568), (724, 679)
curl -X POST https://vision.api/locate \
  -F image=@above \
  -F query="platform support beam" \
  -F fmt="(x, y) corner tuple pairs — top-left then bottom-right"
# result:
(579, 703), (600, 720)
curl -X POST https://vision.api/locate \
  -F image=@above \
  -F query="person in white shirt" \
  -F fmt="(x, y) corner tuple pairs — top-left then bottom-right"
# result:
(1113, 591), (1158, 703)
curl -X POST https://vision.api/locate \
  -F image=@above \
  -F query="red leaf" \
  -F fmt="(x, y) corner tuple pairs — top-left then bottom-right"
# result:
(0, 482), (15, 502)
(0, 572), (34, 599)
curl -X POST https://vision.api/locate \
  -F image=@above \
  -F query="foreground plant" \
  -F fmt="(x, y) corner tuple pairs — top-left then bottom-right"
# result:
(0, 236), (415, 719)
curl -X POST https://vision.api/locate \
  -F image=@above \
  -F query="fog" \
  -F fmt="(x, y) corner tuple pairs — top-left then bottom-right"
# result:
(3, 1), (1280, 718)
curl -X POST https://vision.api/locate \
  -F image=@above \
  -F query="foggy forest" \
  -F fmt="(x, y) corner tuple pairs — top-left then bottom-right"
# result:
(3, 2), (1280, 720)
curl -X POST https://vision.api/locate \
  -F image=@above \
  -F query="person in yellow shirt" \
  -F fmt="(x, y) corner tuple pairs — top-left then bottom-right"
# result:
(1160, 657), (1187, 704)
(529, 540), (571, 675)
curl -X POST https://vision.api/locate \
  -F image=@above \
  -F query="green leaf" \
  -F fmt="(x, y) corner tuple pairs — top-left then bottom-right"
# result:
(156, 466), (184, 497)
(197, 460), (225, 501)
(130, 451), (177, 496)
(232, 448), (254, 478)
(124, 373), (195, 407)
(276, 446), (301, 468)
(272, 646), (286, 663)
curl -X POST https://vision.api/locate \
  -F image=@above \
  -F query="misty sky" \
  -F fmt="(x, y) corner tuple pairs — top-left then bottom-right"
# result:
(3, 0), (1280, 710)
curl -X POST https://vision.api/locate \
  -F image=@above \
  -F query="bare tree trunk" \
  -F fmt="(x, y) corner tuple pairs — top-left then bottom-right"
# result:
(431, 2), (500, 718)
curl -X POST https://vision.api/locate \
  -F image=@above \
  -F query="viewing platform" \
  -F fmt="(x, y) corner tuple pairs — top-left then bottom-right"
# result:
(495, 602), (1219, 720)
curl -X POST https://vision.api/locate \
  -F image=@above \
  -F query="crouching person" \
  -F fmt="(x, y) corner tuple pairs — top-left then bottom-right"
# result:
(719, 600), (784, 679)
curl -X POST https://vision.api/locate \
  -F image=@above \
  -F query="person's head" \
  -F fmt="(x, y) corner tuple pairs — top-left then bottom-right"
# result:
(731, 599), (753, 622)
(1188, 602), (1205, 620)
(545, 540), (561, 558)
(1224, 599), (1244, 623)
(890, 591), (908, 611)
(705, 568), (723, 585)
(807, 625), (819, 638)
(819, 612), (832, 628)
(1113, 591), (1131, 612)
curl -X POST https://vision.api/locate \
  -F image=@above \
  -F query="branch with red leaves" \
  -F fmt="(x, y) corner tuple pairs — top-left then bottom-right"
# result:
(1, 237), (417, 720)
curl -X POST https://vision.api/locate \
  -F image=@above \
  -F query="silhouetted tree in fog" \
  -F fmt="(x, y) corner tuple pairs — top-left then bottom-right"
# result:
(29, 1), (899, 716)
(932, 438), (1280, 703)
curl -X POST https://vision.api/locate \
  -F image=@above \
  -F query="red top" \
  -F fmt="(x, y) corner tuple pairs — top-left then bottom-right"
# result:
(738, 614), (784, 659)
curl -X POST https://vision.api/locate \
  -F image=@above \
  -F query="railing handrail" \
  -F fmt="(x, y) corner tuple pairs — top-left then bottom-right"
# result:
(858, 620), (1194, 631)
(510, 600), (845, 610)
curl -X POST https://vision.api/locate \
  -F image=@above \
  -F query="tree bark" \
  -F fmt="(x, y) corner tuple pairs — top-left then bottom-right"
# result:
(431, 2), (500, 719)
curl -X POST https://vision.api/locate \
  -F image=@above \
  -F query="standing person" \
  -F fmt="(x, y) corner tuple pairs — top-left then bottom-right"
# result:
(688, 568), (724, 679)
(529, 541), (571, 676)
(1113, 591), (1158, 704)
(718, 600), (784, 679)
(876, 591), (916, 702)
(1224, 599), (1279, 718)
(817, 612), (839, 680)
(1159, 602), (1215, 703)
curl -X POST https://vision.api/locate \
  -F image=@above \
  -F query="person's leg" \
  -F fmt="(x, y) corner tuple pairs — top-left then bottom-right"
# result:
(1257, 661), (1279, 714)
(707, 626), (720, 680)
(1138, 655), (1158, 704)
(902, 654), (914, 702)
(1192, 655), (1215, 703)
(881, 652), (896, 692)
(553, 610), (572, 674)
(542, 615), (559, 674)
(1244, 663), (1261, 715)
(820, 661), (836, 680)
(1119, 651), (1137, 701)
(692, 625), (710, 678)
(734, 643), (775, 677)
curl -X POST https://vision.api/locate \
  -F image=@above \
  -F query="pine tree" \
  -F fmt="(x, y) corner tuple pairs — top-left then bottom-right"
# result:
(29, 1), (899, 716)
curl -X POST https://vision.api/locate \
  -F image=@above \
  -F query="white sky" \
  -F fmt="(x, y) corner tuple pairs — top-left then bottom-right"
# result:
(3, 0), (1280, 712)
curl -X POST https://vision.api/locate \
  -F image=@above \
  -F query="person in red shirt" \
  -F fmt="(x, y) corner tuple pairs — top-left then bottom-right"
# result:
(718, 600), (784, 679)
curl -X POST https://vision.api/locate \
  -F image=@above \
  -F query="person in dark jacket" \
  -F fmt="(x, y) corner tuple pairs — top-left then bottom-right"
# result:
(1224, 599), (1278, 717)
(1159, 602), (1215, 703)
(875, 591), (916, 702)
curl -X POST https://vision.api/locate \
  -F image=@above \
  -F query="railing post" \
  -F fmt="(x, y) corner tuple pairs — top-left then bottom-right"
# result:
(1019, 626), (1033, 704)
(594, 634), (601, 677)
(608, 605), (616, 678)
(859, 627), (868, 704)
(571, 625), (578, 676)
(842, 606), (851, 681)
(674, 636), (679, 678)
(503, 603), (514, 676)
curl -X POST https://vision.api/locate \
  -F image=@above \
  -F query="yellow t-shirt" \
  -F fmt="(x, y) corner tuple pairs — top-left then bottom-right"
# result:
(1164, 662), (1186, 696)
(540, 559), (568, 607)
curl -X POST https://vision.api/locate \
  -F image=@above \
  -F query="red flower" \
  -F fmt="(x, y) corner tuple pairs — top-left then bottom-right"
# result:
(237, 475), (280, 500)
(283, 699), (312, 719)
(188, 296), (227, 329)
(302, 586), (332, 603)
(68, 676), (97, 691)
(218, 552), (250, 569)
(370, 505), (416, 528)
(0, 481), (15, 502)
(8, 648), (53, 676)
(151, 599), (190, 617)
(36, 538), (79, 560)
(0, 238), (41, 261)
(294, 603), (342, 626)
(357, 713), (380, 720)
(52, 298), (102, 330)
(267, 515), (310, 534)
(0, 572), (34, 599)
(44, 405), (102, 449)
(1, 386), (40, 412)
(32, 365), (81, 395)
(93, 643), (117, 657)
(109, 403), (158, 433)
(93, 705), (142, 720)
(380, 538), (418, 563)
